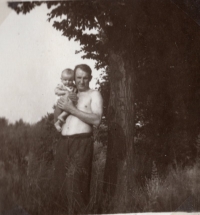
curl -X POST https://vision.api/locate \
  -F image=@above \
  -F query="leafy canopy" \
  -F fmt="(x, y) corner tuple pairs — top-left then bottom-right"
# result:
(8, 1), (135, 69)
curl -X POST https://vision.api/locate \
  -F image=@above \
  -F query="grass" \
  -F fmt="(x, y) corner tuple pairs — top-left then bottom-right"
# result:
(110, 162), (200, 213)
(1, 139), (200, 214)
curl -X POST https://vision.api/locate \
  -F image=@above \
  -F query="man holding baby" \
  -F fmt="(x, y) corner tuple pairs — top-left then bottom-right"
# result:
(54, 64), (103, 214)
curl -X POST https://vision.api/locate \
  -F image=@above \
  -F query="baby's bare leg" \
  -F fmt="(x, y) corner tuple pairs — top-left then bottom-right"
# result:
(54, 92), (71, 132)
(54, 120), (62, 132)
(54, 105), (62, 123)
(57, 92), (71, 121)
(54, 105), (67, 132)
(57, 111), (69, 122)
(55, 112), (69, 132)
(54, 91), (69, 122)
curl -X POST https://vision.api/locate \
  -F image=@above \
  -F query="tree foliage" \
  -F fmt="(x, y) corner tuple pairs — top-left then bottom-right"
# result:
(8, 1), (138, 69)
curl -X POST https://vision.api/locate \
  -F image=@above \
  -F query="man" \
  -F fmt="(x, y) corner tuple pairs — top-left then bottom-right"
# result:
(54, 64), (103, 214)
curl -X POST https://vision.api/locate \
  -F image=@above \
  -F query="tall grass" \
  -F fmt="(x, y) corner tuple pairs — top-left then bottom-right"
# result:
(104, 162), (200, 213)
(1, 126), (200, 214)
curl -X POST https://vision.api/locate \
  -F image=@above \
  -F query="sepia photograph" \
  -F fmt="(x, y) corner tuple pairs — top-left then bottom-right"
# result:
(0, 0), (200, 214)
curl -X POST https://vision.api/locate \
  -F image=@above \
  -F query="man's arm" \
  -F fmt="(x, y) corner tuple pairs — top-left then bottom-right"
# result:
(58, 91), (103, 127)
(71, 91), (103, 127)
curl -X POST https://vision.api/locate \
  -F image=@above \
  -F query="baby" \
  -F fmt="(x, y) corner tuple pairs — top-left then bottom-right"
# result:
(54, 68), (76, 132)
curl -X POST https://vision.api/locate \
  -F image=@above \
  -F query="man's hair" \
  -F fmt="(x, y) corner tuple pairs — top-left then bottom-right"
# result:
(61, 68), (74, 77)
(74, 64), (92, 78)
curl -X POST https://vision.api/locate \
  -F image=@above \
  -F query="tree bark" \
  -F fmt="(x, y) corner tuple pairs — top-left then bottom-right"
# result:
(103, 51), (135, 212)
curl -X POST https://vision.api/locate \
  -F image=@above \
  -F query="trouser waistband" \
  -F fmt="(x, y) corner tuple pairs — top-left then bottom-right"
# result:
(61, 132), (93, 139)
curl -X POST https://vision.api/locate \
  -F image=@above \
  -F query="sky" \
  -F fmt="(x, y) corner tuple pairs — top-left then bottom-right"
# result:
(0, 1), (100, 124)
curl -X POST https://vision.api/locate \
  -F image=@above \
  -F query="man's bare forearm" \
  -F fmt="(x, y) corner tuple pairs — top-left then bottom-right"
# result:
(70, 107), (101, 127)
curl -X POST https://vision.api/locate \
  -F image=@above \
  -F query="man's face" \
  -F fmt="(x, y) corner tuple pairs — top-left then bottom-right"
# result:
(75, 68), (91, 91)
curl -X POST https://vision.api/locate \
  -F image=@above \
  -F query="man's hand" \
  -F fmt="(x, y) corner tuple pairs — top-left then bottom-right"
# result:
(68, 92), (78, 105)
(57, 96), (75, 113)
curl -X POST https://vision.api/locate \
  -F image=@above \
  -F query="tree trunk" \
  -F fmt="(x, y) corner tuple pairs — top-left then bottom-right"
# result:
(102, 51), (135, 212)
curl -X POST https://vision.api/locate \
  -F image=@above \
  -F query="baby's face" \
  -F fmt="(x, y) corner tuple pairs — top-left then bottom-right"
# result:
(61, 73), (74, 87)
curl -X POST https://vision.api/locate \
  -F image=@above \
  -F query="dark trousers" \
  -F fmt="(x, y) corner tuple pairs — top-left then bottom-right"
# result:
(53, 133), (94, 214)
